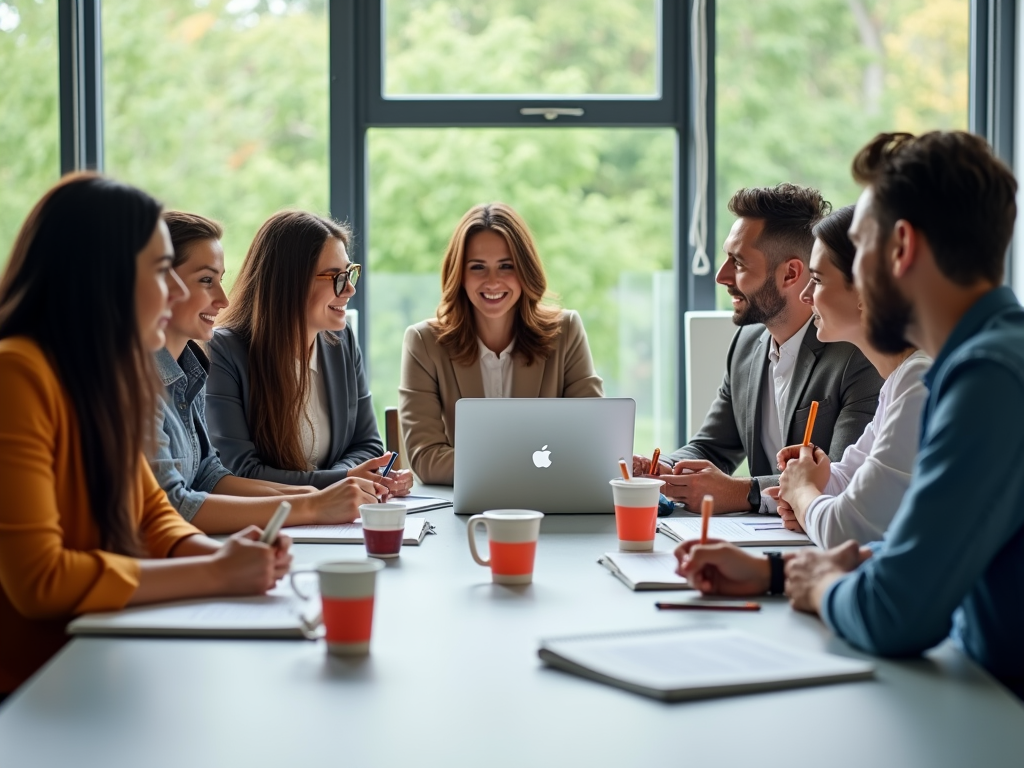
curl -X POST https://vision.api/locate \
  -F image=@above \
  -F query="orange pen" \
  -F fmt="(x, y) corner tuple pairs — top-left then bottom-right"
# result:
(700, 494), (713, 544)
(802, 400), (820, 447)
(618, 458), (631, 481)
(650, 448), (661, 477)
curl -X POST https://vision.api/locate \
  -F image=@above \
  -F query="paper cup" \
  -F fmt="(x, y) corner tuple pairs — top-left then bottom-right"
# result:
(360, 502), (407, 559)
(609, 477), (665, 551)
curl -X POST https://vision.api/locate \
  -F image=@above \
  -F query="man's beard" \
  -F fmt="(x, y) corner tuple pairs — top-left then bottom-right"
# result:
(730, 277), (787, 327)
(863, 242), (913, 354)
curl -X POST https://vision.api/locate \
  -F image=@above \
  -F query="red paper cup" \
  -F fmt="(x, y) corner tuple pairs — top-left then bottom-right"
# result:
(609, 478), (665, 551)
(359, 503), (407, 559)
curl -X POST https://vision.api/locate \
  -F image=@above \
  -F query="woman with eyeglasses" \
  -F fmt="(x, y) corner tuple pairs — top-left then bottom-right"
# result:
(148, 211), (388, 535)
(400, 202), (604, 485)
(206, 211), (413, 499)
(0, 174), (292, 698)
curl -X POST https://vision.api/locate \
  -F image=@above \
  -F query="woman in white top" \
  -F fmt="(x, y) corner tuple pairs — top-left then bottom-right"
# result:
(400, 203), (604, 485)
(766, 205), (931, 548)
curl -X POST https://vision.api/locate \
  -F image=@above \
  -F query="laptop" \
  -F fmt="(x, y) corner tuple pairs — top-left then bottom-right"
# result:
(453, 398), (635, 515)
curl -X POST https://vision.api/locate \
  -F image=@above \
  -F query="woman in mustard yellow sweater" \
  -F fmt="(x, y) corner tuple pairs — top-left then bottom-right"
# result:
(0, 173), (292, 697)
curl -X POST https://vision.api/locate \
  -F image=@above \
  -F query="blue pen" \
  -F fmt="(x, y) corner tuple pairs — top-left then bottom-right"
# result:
(380, 452), (399, 479)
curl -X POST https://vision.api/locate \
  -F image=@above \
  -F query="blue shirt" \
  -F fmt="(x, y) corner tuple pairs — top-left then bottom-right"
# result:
(149, 343), (232, 521)
(822, 287), (1024, 697)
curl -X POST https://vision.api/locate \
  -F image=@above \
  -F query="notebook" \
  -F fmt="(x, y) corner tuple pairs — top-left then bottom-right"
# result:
(286, 518), (435, 544)
(67, 584), (322, 639)
(598, 551), (692, 591)
(387, 495), (452, 513)
(659, 517), (812, 547)
(453, 398), (635, 515)
(538, 626), (875, 701)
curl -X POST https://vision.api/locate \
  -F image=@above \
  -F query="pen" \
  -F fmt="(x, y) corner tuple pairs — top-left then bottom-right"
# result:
(802, 400), (820, 447)
(379, 452), (399, 479)
(618, 458), (631, 481)
(700, 494), (713, 544)
(650, 448), (661, 477)
(259, 501), (292, 544)
(656, 600), (761, 612)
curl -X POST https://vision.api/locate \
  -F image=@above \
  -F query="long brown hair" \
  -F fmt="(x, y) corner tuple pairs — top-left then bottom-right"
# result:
(218, 211), (351, 470)
(0, 173), (163, 555)
(431, 202), (560, 366)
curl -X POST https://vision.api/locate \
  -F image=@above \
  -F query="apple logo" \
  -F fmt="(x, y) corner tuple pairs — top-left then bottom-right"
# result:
(532, 445), (552, 468)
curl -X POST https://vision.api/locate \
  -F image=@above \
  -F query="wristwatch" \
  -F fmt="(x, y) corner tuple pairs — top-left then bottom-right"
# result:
(765, 551), (785, 595)
(746, 477), (761, 511)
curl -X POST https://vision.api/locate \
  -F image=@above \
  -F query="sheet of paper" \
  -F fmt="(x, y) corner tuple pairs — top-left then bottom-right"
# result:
(602, 551), (690, 587)
(660, 517), (810, 545)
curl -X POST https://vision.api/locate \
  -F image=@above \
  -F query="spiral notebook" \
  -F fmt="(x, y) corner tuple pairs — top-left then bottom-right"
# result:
(539, 626), (874, 701)
(598, 551), (692, 591)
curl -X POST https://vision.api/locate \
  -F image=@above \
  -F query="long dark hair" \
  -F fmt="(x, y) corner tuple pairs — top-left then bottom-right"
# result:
(218, 211), (351, 471)
(811, 205), (857, 283)
(0, 173), (164, 555)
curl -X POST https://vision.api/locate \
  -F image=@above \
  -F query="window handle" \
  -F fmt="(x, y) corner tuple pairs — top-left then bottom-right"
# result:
(519, 107), (585, 121)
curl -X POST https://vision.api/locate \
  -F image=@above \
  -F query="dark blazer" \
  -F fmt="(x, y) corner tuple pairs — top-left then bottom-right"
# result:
(669, 322), (883, 495)
(206, 327), (384, 489)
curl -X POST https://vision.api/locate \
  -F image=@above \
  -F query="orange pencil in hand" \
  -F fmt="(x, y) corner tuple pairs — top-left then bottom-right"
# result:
(650, 448), (661, 477)
(700, 494), (713, 544)
(802, 400), (820, 447)
(618, 458), (631, 481)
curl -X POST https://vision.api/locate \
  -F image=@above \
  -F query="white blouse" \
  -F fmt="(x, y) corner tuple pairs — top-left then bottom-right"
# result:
(801, 350), (932, 548)
(478, 337), (514, 398)
(297, 343), (332, 470)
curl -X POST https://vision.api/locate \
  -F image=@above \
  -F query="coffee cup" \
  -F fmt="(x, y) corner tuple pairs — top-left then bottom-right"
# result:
(291, 559), (384, 656)
(609, 477), (665, 551)
(359, 503), (407, 558)
(466, 509), (544, 585)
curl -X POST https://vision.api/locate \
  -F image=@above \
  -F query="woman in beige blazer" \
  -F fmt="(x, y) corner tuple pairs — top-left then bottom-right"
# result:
(400, 203), (604, 485)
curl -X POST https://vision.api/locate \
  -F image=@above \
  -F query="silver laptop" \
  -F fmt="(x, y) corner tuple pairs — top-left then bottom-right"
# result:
(453, 398), (635, 515)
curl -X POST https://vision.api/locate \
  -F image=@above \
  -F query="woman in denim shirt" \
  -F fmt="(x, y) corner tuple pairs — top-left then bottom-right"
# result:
(149, 212), (389, 534)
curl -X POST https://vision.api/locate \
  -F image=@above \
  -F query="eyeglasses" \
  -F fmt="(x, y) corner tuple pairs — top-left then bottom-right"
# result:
(314, 264), (361, 296)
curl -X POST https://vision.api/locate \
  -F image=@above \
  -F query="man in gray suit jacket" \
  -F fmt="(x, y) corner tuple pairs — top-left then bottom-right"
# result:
(642, 184), (882, 513)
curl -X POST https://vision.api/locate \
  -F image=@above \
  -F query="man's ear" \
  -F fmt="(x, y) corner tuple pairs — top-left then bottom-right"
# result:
(779, 256), (806, 289)
(891, 219), (918, 279)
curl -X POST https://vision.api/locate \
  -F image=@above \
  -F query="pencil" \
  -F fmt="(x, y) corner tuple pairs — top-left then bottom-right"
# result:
(700, 494), (713, 543)
(618, 458), (631, 481)
(650, 448), (661, 477)
(656, 601), (761, 612)
(802, 400), (819, 447)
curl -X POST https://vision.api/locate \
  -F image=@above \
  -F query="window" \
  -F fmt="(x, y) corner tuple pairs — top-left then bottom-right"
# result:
(367, 126), (676, 450)
(102, 0), (328, 276)
(0, 0), (59, 264)
(715, 0), (970, 308)
(383, 0), (660, 97)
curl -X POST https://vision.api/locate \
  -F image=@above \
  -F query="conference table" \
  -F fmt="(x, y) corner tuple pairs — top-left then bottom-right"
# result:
(1, 486), (1022, 768)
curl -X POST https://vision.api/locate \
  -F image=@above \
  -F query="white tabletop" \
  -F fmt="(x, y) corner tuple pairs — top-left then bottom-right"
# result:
(1, 486), (1022, 768)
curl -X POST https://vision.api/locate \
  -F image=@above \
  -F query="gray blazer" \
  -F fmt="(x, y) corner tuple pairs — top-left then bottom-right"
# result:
(669, 323), (883, 497)
(206, 327), (384, 489)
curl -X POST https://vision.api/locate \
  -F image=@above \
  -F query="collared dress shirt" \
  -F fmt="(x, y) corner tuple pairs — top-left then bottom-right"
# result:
(478, 338), (515, 398)
(821, 287), (1024, 700)
(150, 344), (233, 521)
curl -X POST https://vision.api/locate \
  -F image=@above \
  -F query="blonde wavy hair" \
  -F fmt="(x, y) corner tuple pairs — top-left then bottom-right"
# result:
(431, 203), (561, 366)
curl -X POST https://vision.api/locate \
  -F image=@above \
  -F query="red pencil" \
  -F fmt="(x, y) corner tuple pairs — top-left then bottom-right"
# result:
(656, 601), (761, 612)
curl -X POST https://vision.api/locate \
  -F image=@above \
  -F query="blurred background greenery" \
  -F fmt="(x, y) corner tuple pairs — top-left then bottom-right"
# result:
(0, 0), (967, 448)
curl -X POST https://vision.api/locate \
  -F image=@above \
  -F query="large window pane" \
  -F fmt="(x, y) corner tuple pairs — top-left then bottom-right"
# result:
(384, 0), (660, 97)
(368, 127), (675, 451)
(715, 0), (969, 308)
(103, 0), (328, 276)
(0, 0), (59, 265)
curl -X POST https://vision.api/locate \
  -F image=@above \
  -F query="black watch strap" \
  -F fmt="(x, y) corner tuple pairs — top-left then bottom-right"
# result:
(766, 552), (785, 596)
(747, 477), (761, 511)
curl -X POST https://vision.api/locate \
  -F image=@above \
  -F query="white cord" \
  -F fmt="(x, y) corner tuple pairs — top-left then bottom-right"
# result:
(688, 0), (711, 277)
